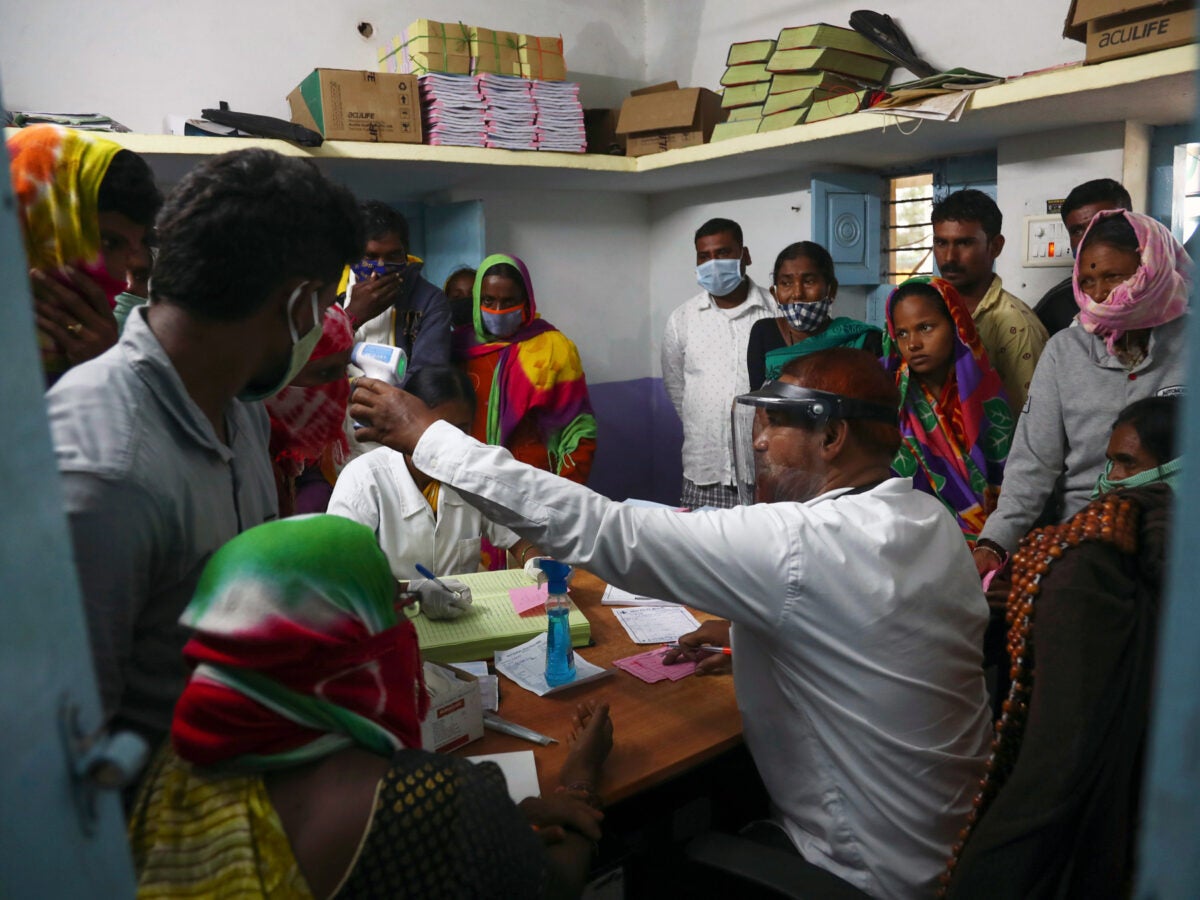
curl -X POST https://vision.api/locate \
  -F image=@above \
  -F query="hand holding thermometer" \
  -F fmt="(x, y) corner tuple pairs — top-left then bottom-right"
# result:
(350, 342), (407, 429)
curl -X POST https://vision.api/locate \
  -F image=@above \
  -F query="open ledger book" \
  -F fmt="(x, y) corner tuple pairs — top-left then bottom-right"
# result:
(412, 568), (591, 664)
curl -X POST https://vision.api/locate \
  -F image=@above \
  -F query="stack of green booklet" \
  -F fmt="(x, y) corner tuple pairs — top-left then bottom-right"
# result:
(754, 23), (892, 133)
(714, 38), (777, 138)
(412, 569), (591, 664)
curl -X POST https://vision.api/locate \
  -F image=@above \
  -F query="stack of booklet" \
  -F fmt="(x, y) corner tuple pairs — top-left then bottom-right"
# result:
(478, 73), (538, 150)
(532, 79), (586, 153)
(418, 73), (486, 147)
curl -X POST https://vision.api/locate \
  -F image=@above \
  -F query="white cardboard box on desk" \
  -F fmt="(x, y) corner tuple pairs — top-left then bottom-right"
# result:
(419, 662), (484, 752)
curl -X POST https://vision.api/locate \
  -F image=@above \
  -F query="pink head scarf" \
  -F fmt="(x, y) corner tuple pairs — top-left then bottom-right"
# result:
(265, 304), (354, 477)
(1073, 210), (1192, 354)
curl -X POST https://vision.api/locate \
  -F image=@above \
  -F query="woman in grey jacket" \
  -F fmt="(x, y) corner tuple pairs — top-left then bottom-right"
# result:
(973, 210), (1190, 576)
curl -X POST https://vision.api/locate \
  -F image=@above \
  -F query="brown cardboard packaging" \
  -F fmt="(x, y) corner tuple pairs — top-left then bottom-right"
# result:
(470, 26), (523, 76)
(419, 663), (484, 753)
(1065, 0), (1197, 63)
(287, 69), (422, 143)
(584, 108), (626, 154)
(519, 34), (568, 81)
(615, 82), (725, 157)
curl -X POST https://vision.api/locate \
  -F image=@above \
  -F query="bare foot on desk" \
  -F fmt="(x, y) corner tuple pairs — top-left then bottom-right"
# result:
(558, 701), (612, 796)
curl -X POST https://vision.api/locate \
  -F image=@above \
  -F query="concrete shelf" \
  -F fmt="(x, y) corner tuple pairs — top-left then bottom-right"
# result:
(8, 45), (1195, 195)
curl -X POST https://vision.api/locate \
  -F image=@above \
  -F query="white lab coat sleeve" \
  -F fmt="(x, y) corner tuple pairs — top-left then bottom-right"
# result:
(482, 517), (520, 550)
(413, 421), (795, 633)
(660, 308), (686, 418)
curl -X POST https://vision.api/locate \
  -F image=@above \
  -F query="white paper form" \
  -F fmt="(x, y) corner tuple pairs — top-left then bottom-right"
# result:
(612, 606), (700, 644)
(467, 750), (540, 802)
(493, 633), (611, 697)
(600, 584), (679, 608)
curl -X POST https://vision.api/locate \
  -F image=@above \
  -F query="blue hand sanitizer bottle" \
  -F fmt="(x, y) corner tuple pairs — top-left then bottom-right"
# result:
(538, 559), (576, 687)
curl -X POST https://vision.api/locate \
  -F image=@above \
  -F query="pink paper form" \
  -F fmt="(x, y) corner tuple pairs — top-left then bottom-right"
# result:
(613, 647), (697, 683)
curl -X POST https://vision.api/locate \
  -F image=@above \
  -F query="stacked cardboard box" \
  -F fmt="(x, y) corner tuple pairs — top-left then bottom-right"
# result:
(616, 82), (724, 157)
(712, 39), (775, 141)
(378, 19), (472, 75)
(379, 21), (569, 81)
(519, 34), (567, 81)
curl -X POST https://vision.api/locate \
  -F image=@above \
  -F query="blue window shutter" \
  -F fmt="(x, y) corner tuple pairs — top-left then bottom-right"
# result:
(932, 153), (997, 202)
(421, 200), (486, 289)
(811, 172), (884, 285)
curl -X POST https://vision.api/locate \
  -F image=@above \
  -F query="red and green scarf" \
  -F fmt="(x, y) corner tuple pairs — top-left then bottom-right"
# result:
(172, 515), (427, 772)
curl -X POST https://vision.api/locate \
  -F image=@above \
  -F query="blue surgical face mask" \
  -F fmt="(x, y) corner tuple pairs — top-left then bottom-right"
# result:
(1091, 456), (1182, 498)
(697, 258), (744, 297)
(481, 305), (525, 338)
(239, 282), (324, 402)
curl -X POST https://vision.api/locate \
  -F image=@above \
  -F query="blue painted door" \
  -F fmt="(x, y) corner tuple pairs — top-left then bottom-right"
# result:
(811, 172), (885, 285)
(421, 200), (486, 289)
(0, 81), (139, 896)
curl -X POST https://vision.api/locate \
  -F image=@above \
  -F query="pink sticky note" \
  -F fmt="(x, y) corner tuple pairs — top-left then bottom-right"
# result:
(509, 584), (548, 616)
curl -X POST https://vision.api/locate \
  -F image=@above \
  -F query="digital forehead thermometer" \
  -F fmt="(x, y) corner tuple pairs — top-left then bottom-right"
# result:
(351, 342), (407, 386)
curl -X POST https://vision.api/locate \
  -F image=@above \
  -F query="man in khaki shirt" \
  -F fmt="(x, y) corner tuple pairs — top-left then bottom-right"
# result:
(932, 189), (1048, 414)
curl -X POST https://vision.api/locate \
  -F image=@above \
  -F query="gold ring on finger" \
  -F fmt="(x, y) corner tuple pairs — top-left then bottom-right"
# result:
(67, 322), (84, 335)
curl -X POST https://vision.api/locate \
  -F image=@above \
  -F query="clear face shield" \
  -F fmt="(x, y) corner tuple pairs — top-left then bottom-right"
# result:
(731, 381), (897, 506)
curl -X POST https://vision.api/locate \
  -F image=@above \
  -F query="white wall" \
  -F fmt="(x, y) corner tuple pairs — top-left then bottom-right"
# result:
(0, 0), (647, 134)
(995, 123), (1126, 303)
(644, 0), (1086, 92)
(441, 186), (651, 385)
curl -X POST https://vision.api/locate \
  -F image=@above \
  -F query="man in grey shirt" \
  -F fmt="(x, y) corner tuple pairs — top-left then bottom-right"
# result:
(47, 149), (362, 750)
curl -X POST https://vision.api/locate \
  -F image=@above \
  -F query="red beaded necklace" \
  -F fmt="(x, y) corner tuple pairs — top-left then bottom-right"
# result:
(936, 492), (1140, 896)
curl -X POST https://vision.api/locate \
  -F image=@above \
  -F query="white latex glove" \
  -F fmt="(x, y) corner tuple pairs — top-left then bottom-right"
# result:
(411, 576), (473, 620)
(523, 557), (574, 587)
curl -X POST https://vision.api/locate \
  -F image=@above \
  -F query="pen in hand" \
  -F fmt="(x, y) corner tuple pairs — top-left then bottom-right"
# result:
(415, 563), (458, 594)
(666, 642), (731, 656)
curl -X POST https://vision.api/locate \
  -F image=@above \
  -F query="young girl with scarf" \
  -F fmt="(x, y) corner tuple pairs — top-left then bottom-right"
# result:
(884, 277), (1013, 543)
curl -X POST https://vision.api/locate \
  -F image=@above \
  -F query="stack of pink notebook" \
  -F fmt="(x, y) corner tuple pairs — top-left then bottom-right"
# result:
(419, 73), (486, 147)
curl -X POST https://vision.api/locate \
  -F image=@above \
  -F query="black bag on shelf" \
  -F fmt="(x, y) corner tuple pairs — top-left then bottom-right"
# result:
(200, 101), (323, 147)
(849, 10), (939, 79)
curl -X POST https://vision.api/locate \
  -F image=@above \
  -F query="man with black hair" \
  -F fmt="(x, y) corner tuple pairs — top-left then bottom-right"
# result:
(343, 200), (451, 378)
(661, 217), (777, 508)
(350, 347), (992, 899)
(1033, 179), (1133, 336)
(47, 149), (363, 750)
(932, 189), (1047, 415)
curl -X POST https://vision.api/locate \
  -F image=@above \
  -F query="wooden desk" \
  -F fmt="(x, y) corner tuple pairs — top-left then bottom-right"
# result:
(455, 571), (742, 804)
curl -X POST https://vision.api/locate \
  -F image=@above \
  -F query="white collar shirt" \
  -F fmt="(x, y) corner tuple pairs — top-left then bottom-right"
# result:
(328, 446), (518, 579)
(661, 278), (777, 485)
(413, 421), (993, 899)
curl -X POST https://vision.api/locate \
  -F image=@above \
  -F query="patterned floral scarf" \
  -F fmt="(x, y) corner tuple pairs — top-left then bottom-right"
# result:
(7, 124), (126, 375)
(172, 515), (427, 772)
(265, 305), (353, 479)
(451, 252), (596, 473)
(1074, 210), (1192, 355)
(884, 277), (1014, 542)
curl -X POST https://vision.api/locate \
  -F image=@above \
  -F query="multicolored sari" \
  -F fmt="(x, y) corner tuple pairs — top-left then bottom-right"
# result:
(7, 124), (125, 375)
(452, 253), (596, 479)
(884, 277), (1014, 542)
